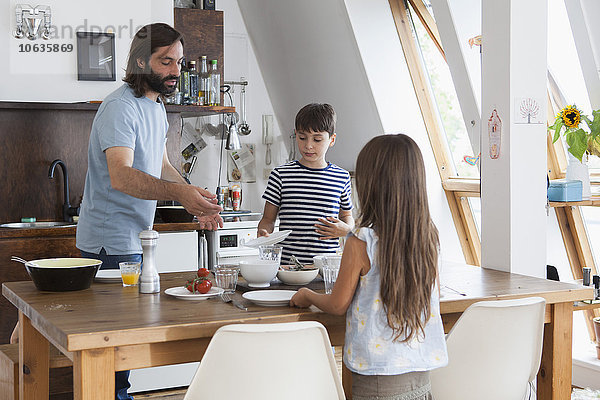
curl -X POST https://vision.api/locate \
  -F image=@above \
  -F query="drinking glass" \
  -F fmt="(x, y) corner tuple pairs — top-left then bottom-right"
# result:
(213, 265), (239, 294)
(119, 262), (141, 287)
(258, 245), (283, 264)
(322, 256), (342, 294)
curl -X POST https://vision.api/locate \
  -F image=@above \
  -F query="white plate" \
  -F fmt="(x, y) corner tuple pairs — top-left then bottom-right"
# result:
(164, 286), (224, 300)
(242, 290), (296, 306)
(242, 230), (292, 248)
(94, 269), (122, 283)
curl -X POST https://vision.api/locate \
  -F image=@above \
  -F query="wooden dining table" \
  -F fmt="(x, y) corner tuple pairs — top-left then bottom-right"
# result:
(2, 261), (593, 400)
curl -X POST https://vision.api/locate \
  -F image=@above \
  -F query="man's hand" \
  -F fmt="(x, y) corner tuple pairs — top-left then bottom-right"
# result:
(196, 214), (224, 230)
(179, 186), (222, 217)
(314, 216), (351, 240)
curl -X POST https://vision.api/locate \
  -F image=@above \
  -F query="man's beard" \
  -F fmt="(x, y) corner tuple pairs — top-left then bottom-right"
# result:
(145, 68), (178, 96)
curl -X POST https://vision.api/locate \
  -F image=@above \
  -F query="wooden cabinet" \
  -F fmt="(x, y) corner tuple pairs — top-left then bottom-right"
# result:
(0, 228), (79, 343)
(0, 222), (208, 343)
(174, 8), (224, 105)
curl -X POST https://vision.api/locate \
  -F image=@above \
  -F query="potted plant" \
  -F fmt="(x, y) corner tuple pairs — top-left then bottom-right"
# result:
(548, 106), (600, 198)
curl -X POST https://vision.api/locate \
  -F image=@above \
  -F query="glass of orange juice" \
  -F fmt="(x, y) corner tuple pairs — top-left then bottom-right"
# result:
(119, 262), (141, 287)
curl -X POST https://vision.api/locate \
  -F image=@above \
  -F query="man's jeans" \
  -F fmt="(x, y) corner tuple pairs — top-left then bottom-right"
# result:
(80, 248), (142, 400)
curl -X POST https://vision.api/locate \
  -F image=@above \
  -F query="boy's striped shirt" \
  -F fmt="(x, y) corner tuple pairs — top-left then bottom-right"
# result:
(262, 161), (353, 264)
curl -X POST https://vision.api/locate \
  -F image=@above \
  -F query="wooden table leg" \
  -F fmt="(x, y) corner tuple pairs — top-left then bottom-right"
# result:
(538, 302), (572, 400)
(73, 348), (114, 400)
(19, 312), (49, 400)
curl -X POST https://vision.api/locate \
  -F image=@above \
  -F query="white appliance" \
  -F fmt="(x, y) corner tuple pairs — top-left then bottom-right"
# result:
(204, 215), (278, 269)
(130, 230), (199, 393)
(130, 218), (277, 393)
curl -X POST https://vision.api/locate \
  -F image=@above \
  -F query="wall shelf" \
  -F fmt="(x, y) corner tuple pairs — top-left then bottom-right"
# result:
(0, 101), (234, 115)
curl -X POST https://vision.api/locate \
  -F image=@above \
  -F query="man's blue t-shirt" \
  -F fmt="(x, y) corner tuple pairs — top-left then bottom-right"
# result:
(76, 84), (168, 254)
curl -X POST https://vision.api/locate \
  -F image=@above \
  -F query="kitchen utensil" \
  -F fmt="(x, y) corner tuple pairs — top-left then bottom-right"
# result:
(219, 292), (247, 311)
(322, 262), (340, 295)
(258, 245), (282, 263)
(213, 265), (239, 294)
(164, 286), (224, 300)
(242, 290), (296, 306)
(23, 258), (102, 291)
(313, 255), (326, 276)
(139, 228), (160, 294)
(156, 205), (194, 222)
(94, 269), (121, 282)
(441, 285), (467, 296)
(239, 259), (279, 287)
(225, 117), (242, 150)
(119, 261), (141, 287)
(242, 230), (292, 248)
(11, 256), (34, 266)
(238, 83), (251, 135)
(277, 266), (318, 286)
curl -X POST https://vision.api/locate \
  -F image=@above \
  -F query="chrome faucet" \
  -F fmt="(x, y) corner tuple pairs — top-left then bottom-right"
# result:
(48, 159), (80, 222)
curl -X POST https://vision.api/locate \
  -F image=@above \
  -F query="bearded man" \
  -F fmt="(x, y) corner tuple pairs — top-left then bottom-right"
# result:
(75, 23), (222, 399)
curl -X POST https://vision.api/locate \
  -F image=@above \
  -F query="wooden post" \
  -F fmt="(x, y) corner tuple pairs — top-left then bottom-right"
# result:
(480, 0), (548, 276)
(19, 313), (49, 400)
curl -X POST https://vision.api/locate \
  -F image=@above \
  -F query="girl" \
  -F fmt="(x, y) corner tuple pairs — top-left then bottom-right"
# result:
(290, 134), (447, 400)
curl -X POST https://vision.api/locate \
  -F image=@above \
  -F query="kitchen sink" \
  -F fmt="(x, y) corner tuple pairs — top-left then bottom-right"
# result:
(0, 221), (77, 229)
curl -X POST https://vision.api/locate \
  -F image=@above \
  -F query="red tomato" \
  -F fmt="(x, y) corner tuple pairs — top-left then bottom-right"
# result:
(186, 280), (195, 293)
(197, 268), (210, 278)
(197, 279), (212, 294)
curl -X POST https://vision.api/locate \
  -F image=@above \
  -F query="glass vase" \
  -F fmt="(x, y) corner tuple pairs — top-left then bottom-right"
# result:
(566, 151), (591, 199)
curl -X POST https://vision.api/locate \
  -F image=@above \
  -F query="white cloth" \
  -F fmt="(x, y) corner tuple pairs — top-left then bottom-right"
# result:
(344, 227), (448, 375)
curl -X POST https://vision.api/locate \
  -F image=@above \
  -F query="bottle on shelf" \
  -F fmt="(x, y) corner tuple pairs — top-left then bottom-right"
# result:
(179, 58), (191, 104)
(208, 59), (220, 106)
(199, 56), (209, 106)
(188, 60), (199, 105)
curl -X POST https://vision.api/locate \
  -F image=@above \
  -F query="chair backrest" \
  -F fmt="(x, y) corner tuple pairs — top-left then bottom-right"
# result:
(430, 297), (546, 400)
(183, 321), (345, 400)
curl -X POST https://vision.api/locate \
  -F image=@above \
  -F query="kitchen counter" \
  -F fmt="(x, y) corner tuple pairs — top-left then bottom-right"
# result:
(0, 222), (210, 239)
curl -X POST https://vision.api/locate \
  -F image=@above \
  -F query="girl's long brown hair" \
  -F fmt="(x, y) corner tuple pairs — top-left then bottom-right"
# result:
(355, 134), (439, 342)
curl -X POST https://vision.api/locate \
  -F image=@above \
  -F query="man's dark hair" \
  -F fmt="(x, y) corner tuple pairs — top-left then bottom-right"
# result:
(295, 103), (336, 137)
(123, 23), (184, 98)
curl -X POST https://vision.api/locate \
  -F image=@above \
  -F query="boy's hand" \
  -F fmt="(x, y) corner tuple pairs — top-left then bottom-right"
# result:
(315, 217), (351, 239)
(257, 228), (271, 237)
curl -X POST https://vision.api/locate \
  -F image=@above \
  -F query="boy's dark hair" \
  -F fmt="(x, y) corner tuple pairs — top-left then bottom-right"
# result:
(123, 23), (184, 98)
(295, 103), (336, 137)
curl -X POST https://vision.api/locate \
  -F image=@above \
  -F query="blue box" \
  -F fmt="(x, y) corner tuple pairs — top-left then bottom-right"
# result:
(547, 179), (583, 202)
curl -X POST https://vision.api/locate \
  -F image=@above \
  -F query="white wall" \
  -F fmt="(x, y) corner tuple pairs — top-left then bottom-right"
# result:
(237, 0), (464, 262)
(236, 0), (383, 173)
(2, 0), (173, 102)
(185, 0), (288, 214)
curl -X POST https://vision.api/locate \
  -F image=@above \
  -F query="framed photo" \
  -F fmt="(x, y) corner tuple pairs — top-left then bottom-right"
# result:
(76, 32), (116, 81)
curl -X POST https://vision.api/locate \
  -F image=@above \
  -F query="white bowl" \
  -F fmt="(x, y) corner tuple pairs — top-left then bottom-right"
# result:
(239, 259), (279, 287)
(277, 266), (319, 286)
(313, 255), (326, 276)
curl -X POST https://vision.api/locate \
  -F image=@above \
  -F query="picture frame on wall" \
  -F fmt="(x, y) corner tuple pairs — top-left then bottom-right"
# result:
(76, 32), (116, 81)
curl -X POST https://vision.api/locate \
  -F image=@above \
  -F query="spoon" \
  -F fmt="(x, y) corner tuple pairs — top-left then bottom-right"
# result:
(238, 85), (251, 135)
(11, 256), (37, 267)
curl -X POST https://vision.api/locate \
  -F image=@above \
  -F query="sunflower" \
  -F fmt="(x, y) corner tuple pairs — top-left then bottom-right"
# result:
(560, 105), (582, 128)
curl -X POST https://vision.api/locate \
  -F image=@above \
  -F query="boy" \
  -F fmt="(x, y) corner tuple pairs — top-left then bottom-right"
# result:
(258, 103), (354, 265)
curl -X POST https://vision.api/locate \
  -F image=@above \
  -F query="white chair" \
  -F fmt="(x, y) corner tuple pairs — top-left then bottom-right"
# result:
(183, 321), (345, 400)
(430, 297), (546, 400)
